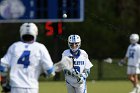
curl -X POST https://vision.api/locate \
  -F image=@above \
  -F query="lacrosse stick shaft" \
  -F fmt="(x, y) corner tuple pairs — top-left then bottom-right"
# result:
(103, 58), (139, 68)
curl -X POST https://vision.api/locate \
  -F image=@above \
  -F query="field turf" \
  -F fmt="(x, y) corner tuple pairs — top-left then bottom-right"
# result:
(0, 80), (133, 93)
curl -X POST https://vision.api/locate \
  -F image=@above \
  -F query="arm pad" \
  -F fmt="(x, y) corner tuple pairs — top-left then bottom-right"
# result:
(0, 63), (8, 76)
(45, 67), (55, 78)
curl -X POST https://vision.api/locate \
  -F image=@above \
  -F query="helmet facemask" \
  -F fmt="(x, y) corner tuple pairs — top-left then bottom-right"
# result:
(69, 42), (81, 52)
(22, 35), (34, 42)
(68, 35), (81, 53)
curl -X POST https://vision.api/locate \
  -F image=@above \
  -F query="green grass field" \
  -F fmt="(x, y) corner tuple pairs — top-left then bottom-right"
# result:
(39, 80), (132, 93)
(0, 80), (133, 93)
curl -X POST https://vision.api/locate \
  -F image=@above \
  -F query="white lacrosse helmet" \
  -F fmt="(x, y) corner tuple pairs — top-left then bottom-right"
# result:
(130, 33), (139, 44)
(20, 23), (38, 41)
(68, 35), (81, 52)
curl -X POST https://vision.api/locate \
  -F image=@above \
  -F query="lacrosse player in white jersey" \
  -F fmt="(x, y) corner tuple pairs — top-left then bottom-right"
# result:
(0, 23), (55, 93)
(62, 35), (93, 93)
(120, 33), (140, 93)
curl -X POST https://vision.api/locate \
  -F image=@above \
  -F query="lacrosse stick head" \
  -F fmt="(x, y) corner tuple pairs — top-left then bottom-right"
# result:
(103, 58), (112, 63)
(54, 56), (73, 72)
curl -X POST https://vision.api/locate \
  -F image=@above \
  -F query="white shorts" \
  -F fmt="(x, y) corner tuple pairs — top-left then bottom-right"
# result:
(127, 66), (140, 75)
(11, 87), (38, 93)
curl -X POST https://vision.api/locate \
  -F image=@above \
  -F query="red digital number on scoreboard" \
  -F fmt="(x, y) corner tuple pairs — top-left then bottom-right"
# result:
(45, 21), (63, 36)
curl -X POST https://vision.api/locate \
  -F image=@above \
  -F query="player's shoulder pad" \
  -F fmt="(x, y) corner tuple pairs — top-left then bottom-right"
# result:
(79, 49), (88, 58)
(137, 44), (140, 50)
(33, 42), (47, 50)
(6, 41), (19, 53)
(62, 49), (71, 56)
(137, 43), (140, 47)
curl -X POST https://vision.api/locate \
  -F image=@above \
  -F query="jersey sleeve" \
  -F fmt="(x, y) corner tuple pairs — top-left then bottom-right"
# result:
(62, 51), (65, 57)
(1, 44), (14, 68)
(82, 50), (93, 69)
(40, 44), (54, 74)
(62, 49), (72, 58)
(85, 57), (93, 69)
(125, 46), (130, 58)
(137, 45), (140, 63)
(62, 50), (68, 57)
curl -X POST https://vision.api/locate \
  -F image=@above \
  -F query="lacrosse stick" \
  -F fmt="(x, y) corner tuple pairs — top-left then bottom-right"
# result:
(103, 58), (124, 66)
(103, 58), (140, 68)
(103, 58), (126, 65)
(70, 56), (85, 83)
(54, 56), (73, 72)
(54, 56), (82, 83)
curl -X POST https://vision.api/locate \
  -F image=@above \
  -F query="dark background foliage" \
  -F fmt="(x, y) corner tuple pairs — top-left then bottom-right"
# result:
(0, 0), (140, 61)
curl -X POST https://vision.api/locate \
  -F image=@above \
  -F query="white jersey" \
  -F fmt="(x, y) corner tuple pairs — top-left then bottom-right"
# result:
(125, 43), (140, 67)
(62, 49), (93, 87)
(0, 41), (54, 88)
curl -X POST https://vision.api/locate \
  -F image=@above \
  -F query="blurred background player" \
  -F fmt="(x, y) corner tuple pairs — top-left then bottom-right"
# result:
(120, 33), (140, 93)
(62, 34), (93, 93)
(0, 23), (55, 93)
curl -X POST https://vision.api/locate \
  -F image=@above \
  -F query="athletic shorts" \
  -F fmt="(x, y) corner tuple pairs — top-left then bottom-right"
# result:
(127, 66), (140, 74)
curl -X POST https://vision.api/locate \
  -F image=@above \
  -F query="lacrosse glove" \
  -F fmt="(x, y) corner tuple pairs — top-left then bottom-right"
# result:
(1, 83), (11, 93)
(71, 70), (85, 84)
(64, 69), (72, 76)
(118, 60), (125, 66)
(1, 77), (11, 93)
(77, 76), (84, 84)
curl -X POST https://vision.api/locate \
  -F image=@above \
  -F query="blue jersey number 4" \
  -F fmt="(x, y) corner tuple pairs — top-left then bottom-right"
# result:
(129, 50), (135, 59)
(17, 51), (30, 68)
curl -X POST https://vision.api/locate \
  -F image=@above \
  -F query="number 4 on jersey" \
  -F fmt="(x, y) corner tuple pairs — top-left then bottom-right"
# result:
(17, 51), (30, 68)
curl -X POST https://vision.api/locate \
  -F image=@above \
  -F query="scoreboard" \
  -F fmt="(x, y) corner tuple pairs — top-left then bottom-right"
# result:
(0, 0), (84, 23)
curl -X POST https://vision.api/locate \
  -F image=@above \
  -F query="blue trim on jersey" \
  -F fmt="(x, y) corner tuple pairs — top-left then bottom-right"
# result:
(70, 49), (81, 58)
(87, 69), (90, 75)
(84, 80), (87, 93)
(46, 67), (54, 75)
(0, 65), (5, 72)
(131, 44), (136, 47)
(66, 80), (70, 84)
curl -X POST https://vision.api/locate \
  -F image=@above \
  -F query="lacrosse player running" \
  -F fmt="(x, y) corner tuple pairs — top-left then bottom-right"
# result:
(0, 23), (55, 93)
(62, 35), (93, 93)
(120, 33), (140, 93)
